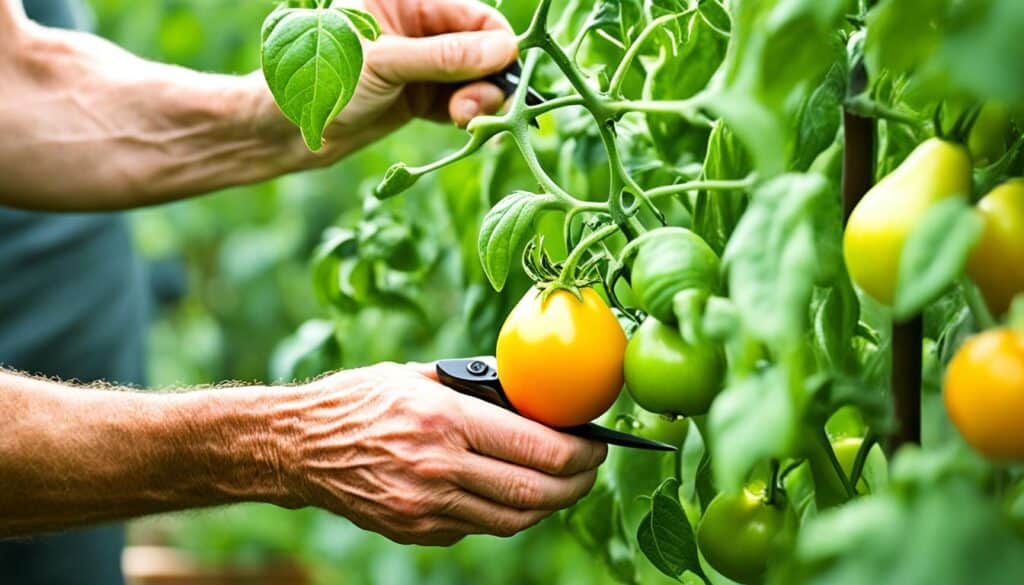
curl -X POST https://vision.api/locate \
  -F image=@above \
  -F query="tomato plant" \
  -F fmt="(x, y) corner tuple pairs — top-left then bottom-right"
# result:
(263, 0), (1024, 583)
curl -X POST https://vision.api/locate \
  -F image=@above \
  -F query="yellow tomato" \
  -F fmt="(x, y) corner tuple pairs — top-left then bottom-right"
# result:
(844, 138), (973, 305)
(967, 179), (1024, 316)
(497, 287), (627, 427)
(944, 328), (1024, 460)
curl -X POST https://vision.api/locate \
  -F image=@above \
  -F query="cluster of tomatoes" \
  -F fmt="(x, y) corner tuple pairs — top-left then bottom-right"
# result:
(494, 227), (794, 583)
(844, 125), (1024, 463)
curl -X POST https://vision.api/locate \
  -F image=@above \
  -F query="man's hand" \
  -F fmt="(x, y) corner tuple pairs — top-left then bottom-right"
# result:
(274, 363), (606, 546)
(0, 363), (606, 544)
(264, 0), (520, 168)
(0, 0), (517, 210)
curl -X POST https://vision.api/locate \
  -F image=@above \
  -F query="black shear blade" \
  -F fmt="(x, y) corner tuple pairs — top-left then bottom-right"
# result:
(435, 358), (677, 452)
(483, 62), (546, 127)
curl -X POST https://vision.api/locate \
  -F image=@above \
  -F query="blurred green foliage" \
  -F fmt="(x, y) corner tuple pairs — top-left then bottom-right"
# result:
(84, 0), (611, 583)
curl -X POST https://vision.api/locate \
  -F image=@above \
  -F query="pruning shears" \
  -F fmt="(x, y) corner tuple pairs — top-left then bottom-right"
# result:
(483, 61), (547, 128)
(436, 358), (678, 452)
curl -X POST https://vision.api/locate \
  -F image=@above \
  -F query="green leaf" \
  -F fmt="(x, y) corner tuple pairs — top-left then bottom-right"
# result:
(709, 367), (797, 492)
(261, 6), (365, 151)
(893, 197), (984, 321)
(813, 273), (860, 372)
(336, 6), (381, 41)
(478, 192), (559, 291)
(636, 478), (704, 580)
(724, 173), (834, 347)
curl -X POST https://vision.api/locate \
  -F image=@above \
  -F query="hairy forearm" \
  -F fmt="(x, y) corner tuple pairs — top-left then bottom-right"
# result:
(0, 371), (292, 537)
(0, 17), (350, 211)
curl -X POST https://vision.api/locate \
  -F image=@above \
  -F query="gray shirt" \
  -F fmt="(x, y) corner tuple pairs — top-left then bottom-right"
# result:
(0, 2), (148, 583)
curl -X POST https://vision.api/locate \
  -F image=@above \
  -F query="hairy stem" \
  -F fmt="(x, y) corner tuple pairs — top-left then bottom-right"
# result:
(646, 175), (756, 200)
(558, 223), (620, 285)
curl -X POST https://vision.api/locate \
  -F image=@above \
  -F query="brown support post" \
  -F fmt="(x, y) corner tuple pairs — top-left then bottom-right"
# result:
(842, 59), (922, 452)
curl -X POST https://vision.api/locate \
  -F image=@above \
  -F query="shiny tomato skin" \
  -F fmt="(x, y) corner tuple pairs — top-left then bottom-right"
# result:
(496, 287), (627, 428)
(967, 179), (1024, 316)
(624, 318), (724, 417)
(697, 482), (792, 585)
(944, 328), (1024, 461)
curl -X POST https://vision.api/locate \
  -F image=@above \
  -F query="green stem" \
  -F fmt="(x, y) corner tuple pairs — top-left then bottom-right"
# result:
(518, 0), (554, 47)
(848, 430), (878, 495)
(844, 95), (922, 128)
(804, 427), (854, 509)
(608, 10), (695, 97)
(557, 223), (620, 285)
(646, 175), (757, 200)
(766, 460), (781, 506)
(536, 34), (610, 120)
(409, 127), (498, 176)
(608, 98), (712, 127)
(524, 95), (586, 118)
(962, 278), (997, 330)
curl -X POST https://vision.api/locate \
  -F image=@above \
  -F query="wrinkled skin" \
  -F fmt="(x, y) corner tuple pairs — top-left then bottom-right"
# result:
(281, 362), (607, 545)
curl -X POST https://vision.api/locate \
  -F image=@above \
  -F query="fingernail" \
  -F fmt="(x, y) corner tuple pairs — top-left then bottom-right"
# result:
(455, 99), (480, 122)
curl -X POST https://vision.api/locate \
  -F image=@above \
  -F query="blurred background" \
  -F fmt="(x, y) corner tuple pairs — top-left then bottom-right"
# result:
(75, 0), (615, 583)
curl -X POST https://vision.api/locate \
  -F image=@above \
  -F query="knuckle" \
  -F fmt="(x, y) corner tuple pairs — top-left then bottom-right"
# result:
(411, 452), (451, 482)
(493, 517), (522, 538)
(508, 474), (544, 508)
(542, 441), (578, 475)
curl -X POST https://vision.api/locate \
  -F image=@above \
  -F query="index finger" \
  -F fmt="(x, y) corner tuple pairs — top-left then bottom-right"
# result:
(456, 396), (608, 477)
(417, 0), (514, 36)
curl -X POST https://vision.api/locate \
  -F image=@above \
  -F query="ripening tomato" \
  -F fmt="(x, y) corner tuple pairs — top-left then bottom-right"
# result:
(497, 287), (627, 427)
(624, 318), (725, 417)
(944, 328), (1024, 461)
(697, 481), (793, 585)
(844, 138), (972, 305)
(967, 179), (1024, 316)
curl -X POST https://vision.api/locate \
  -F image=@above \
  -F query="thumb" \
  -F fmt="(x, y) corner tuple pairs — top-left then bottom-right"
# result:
(367, 31), (518, 85)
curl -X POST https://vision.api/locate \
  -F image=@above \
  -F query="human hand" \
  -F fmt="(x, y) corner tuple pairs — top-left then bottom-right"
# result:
(272, 362), (606, 546)
(253, 0), (517, 171)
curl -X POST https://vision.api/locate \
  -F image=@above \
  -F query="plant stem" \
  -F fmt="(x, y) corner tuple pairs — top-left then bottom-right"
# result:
(524, 95), (586, 119)
(608, 10), (695, 97)
(766, 460), (781, 506)
(608, 98), (713, 127)
(646, 175), (756, 200)
(557, 223), (620, 285)
(848, 430), (878, 495)
(536, 34), (609, 120)
(962, 278), (997, 330)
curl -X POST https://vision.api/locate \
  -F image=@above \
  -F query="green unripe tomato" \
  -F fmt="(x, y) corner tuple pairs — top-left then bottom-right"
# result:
(632, 409), (689, 447)
(697, 482), (793, 585)
(624, 318), (725, 417)
(631, 227), (720, 325)
(968, 103), (1013, 167)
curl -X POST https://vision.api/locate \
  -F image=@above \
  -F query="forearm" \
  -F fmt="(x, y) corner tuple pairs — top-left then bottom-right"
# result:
(0, 18), (353, 211)
(0, 371), (292, 537)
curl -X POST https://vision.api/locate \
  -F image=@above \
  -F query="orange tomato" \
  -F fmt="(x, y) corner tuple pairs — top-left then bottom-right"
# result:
(944, 328), (1024, 460)
(496, 287), (627, 427)
(967, 179), (1024, 316)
